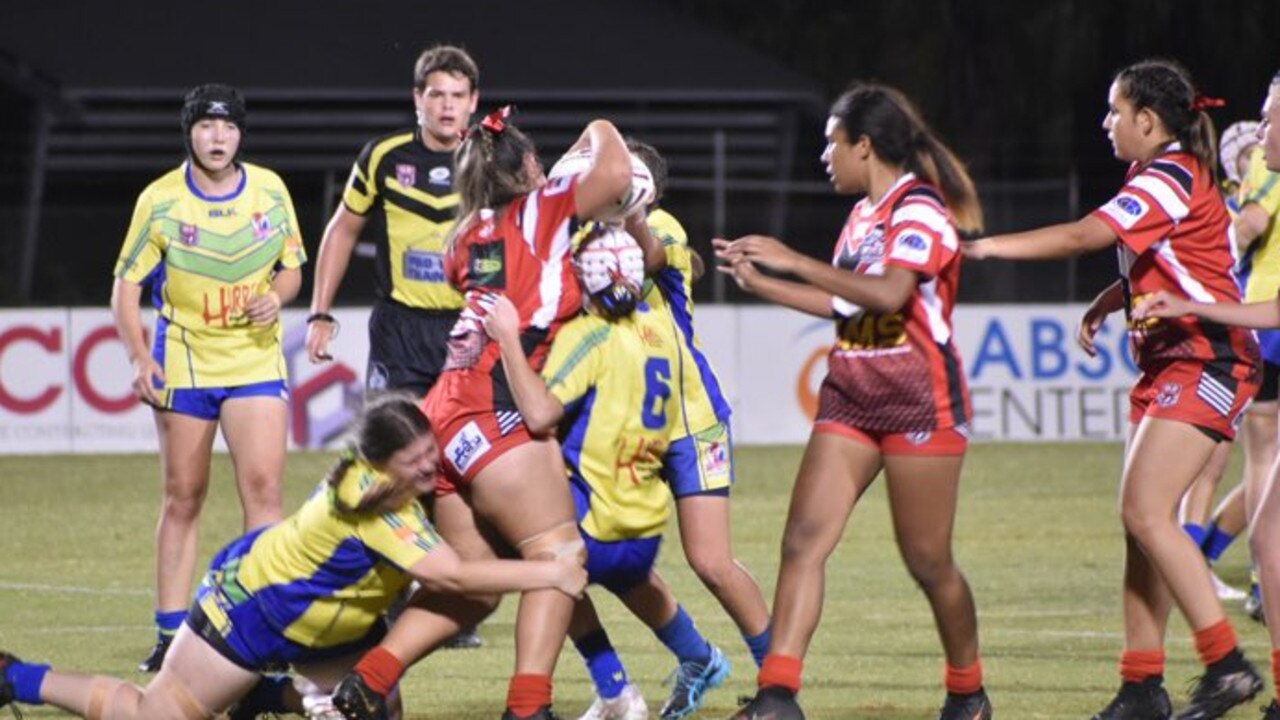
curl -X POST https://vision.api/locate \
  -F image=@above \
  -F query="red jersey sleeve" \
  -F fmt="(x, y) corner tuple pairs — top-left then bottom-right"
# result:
(1092, 158), (1195, 255)
(883, 192), (954, 278)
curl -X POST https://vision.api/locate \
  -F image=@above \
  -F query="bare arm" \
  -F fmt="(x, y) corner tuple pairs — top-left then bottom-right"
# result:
(714, 251), (834, 319)
(965, 215), (1117, 261)
(573, 120), (633, 220)
(1077, 280), (1126, 357)
(482, 295), (565, 436)
(306, 206), (368, 362)
(409, 543), (585, 598)
(1234, 203), (1272, 252)
(1135, 290), (1280, 330)
(110, 277), (163, 406)
(626, 212), (666, 274)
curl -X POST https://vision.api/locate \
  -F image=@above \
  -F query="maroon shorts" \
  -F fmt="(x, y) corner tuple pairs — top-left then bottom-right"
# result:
(1129, 360), (1257, 441)
(814, 422), (969, 456)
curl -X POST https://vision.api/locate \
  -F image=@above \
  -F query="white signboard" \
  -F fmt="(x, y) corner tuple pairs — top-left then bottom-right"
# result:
(0, 304), (1145, 453)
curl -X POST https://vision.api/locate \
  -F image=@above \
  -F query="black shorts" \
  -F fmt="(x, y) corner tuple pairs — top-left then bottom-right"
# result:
(1258, 360), (1280, 404)
(367, 300), (460, 397)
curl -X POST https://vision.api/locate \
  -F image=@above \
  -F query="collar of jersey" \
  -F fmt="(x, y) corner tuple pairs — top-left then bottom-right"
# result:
(185, 161), (248, 203)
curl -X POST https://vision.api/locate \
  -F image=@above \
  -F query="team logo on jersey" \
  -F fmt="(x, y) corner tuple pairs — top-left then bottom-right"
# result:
(252, 213), (272, 242)
(852, 225), (887, 270)
(180, 223), (199, 246)
(395, 163), (417, 187)
(1102, 193), (1149, 230)
(445, 421), (492, 475)
(428, 166), (451, 186)
(1156, 382), (1182, 408)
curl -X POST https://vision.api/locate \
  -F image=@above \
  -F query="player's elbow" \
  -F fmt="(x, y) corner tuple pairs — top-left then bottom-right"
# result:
(524, 410), (561, 438)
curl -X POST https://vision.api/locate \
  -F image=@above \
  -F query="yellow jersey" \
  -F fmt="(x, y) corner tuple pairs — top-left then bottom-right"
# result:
(642, 209), (731, 435)
(342, 129), (465, 310)
(199, 458), (441, 649)
(543, 304), (681, 542)
(1241, 146), (1280, 303)
(114, 162), (306, 388)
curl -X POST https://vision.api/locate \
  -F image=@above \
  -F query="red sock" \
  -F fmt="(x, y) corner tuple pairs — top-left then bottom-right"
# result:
(1193, 619), (1238, 666)
(353, 647), (405, 696)
(945, 659), (984, 695)
(1271, 649), (1280, 695)
(506, 674), (552, 717)
(758, 654), (803, 693)
(1119, 649), (1165, 683)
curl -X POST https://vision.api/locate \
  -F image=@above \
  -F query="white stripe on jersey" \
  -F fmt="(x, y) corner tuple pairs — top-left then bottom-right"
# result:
(1153, 238), (1215, 302)
(1196, 373), (1233, 417)
(891, 202), (959, 251)
(1130, 174), (1190, 223)
(521, 190), (542, 256)
(918, 276), (951, 345)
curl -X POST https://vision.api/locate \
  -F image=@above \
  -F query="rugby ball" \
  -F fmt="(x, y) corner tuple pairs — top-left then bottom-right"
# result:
(549, 149), (655, 220)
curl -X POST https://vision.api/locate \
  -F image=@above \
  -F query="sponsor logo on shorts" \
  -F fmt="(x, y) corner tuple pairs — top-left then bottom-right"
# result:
(395, 163), (417, 187)
(906, 430), (933, 445)
(1156, 381), (1182, 408)
(446, 421), (492, 475)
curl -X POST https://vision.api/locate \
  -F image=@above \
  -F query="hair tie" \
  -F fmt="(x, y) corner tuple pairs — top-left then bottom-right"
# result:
(481, 105), (515, 134)
(1191, 95), (1225, 112)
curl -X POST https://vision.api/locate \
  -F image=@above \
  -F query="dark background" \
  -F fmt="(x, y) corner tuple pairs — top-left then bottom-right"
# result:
(2, 0), (1278, 307)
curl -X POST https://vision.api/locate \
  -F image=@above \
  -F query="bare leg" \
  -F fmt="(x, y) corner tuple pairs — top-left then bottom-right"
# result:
(219, 395), (287, 531)
(882, 453), (979, 667)
(153, 411), (218, 615)
(675, 495), (770, 637)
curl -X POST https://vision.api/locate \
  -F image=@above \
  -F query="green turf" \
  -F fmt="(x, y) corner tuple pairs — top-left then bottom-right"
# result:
(0, 444), (1267, 718)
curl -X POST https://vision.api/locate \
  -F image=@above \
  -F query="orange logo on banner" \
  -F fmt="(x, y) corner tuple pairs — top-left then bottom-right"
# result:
(795, 345), (830, 421)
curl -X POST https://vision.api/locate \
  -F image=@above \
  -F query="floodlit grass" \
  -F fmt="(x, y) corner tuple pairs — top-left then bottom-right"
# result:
(0, 444), (1267, 718)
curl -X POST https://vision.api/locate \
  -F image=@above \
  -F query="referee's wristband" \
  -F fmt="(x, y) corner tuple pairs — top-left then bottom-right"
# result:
(306, 312), (337, 324)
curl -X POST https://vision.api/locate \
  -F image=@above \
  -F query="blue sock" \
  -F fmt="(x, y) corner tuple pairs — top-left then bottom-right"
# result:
(1183, 523), (1206, 548)
(574, 630), (629, 700)
(4, 659), (50, 705)
(1203, 524), (1237, 562)
(155, 609), (187, 641)
(744, 624), (772, 668)
(654, 606), (712, 665)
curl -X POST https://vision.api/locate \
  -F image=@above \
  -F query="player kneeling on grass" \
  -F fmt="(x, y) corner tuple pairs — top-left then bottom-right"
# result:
(483, 225), (729, 720)
(0, 394), (585, 720)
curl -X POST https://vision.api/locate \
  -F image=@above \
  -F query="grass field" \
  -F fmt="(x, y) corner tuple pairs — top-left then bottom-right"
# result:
(0, 443), (1269, 719)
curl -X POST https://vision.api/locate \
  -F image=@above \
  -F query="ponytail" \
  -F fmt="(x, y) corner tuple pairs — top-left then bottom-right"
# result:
(1115, 59), (1220, 178)
(830, 83), (983, 233)
(446, 107), (538, 251)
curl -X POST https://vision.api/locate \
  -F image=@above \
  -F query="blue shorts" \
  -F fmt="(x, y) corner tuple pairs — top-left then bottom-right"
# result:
(162, 380), (290, 421)
(1259, 329), (1280, 366)
(571, 478), (662, 594)
(661, 420), (734, 499)
(189, 527), (386, 670)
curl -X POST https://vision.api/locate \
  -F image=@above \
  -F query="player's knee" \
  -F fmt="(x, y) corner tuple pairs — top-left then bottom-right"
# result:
(900, 545), (954, 590)
(518, 522), (586, 566)
(686, 550), (735, 591)
(143, 671), (212, 720)
(85, 677), (143, 720)
(780, 520), (829, 565)
(161, 494), (205, 524)
(1119, 503), (1161, 542)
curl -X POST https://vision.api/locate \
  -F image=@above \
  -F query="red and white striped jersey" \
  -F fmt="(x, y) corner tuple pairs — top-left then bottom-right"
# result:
(429, 175), (585, 414)
(1092, 145), (1258, 371)
(821, 173), (971, 433)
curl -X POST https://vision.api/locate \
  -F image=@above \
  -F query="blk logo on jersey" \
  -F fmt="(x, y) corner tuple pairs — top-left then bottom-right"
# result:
(395, 163), (417, 187)
(446, 421), (492, 475)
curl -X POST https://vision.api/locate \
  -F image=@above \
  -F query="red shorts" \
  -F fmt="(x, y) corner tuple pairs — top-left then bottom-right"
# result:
(814, 422), (969, 456)
(423, 392), (531, 495)
(1129, 360), (1257, 441)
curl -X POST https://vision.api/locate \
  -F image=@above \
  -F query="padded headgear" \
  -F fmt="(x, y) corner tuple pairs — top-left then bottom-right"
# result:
(180, 83), (246, 156)
(574, 223), (645, 319)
